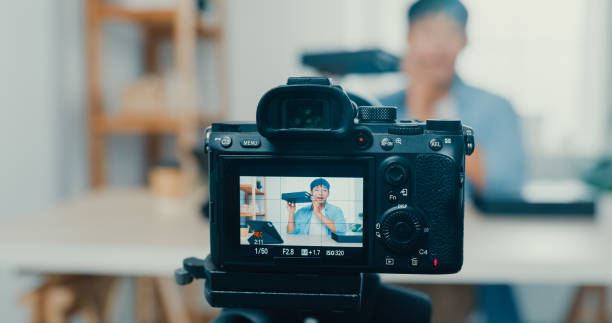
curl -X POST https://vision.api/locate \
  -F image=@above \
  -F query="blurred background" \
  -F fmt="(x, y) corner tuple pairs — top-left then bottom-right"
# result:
(0, 0), (611, 322)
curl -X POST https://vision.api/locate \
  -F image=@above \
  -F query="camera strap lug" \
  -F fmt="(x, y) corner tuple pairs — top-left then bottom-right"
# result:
(463, 125), (475, 155)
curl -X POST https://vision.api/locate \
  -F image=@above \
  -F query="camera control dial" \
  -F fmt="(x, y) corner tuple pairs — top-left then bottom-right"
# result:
(358, 106), (397, 123)
(379, 206), (425, 253)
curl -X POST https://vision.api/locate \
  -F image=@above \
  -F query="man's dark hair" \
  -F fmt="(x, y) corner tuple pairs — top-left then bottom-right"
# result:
(408, 0), (468, 29)
(310, 178), (330, 191)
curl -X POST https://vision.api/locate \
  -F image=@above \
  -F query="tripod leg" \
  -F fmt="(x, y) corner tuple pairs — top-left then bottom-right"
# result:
(316, 274), (432, 323)
(365, 274), (432, 323)
(213, 308), (302, 323)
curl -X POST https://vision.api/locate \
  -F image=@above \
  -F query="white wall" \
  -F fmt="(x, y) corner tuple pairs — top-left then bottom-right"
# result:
(0, 1), (60, 321)
(224, 0), (405, 121)
(0, 1), (59, 219)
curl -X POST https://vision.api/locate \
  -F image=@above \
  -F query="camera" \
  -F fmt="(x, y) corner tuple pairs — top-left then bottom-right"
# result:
(204, 77), (474, 275)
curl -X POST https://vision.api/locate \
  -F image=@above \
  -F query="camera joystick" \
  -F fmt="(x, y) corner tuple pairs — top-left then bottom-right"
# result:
(384, 163), (407, 186)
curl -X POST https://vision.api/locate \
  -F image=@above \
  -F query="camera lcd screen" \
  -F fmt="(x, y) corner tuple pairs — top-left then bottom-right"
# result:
(239, 176), (364, 253)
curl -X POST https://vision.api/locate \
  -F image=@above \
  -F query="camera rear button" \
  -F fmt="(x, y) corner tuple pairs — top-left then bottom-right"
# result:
(385, 257), (395, 266)
(220, 136), (232, 148)
(429, 138), (443, 151)
(411, 257), (419, 267)
(387, 191), (398, 203)
(380, 137), (394, 150)
(240, 138), (261, 148)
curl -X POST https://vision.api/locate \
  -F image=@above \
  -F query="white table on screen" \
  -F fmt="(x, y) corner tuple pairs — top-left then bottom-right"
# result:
(240, 233), (362, 247)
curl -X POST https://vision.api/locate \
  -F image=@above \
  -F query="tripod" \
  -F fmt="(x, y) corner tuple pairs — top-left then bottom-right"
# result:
(176, 256), (431, 323)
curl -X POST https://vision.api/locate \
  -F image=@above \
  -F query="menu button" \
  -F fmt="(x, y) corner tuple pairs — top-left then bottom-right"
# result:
(240, 139), (261, 148)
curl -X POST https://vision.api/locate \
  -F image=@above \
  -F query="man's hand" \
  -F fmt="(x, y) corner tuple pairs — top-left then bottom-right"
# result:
(312, 201), (324, 218)
(312, 203), (337, 233)
(286, 201), (296, 216)
(286, 201), (296, 233)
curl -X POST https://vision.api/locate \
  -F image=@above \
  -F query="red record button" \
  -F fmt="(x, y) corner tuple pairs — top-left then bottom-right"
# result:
(354, 129), (372, 149)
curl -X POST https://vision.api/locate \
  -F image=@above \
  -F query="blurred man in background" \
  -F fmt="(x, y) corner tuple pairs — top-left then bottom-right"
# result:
(379, 1), (526, 321)
(380, 0), (526, 198)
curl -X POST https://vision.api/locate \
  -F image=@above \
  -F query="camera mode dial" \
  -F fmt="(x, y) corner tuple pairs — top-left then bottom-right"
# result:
(379, 206), (425, 253)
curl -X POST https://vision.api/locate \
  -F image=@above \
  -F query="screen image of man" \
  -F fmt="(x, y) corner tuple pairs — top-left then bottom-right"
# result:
(286, 178), (347, 235)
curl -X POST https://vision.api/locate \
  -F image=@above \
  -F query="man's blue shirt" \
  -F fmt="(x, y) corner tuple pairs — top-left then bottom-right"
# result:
(379, 77), (526, 198)
(289, 203), (347, 235)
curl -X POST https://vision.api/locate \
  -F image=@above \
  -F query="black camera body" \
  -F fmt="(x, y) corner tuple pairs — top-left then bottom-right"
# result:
(206, 77), (474, 275)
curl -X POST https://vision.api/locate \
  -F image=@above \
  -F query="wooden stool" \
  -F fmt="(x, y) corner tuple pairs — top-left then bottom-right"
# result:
(566, 285), (610, 323)
(20, 275), (117, 323)
(21, 275), (219, 323)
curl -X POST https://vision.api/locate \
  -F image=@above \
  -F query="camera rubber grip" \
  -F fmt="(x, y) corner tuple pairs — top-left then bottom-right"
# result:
(414, 154), (462, 268)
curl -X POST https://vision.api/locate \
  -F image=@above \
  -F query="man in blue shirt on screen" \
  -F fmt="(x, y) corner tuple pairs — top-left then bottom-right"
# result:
(286, 178), (347, 235)
(379, 0), (526, 198)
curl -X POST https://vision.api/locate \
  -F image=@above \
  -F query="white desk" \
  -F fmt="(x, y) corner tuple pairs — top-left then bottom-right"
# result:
(0, 188), (210, 277)
(1, 188), (611, 286)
